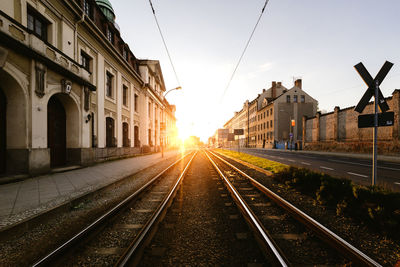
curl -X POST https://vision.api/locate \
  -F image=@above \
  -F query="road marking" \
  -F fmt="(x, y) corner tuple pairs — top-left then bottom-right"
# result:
(347, 172), (368, 178)
(329, 159), (400, 171)
(278, 157), (284, 160)
(320, 166), (334, 170)
(288, 159), (295, 162)
(301, 162), (311, 165)
(394, 182), (400, 186)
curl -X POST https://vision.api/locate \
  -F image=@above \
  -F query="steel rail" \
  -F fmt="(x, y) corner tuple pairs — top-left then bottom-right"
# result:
(205, 150), (289, 267)
(32, 151), (194, 267)
(117, 150), (198, 266)
(209, 150), (382, 267)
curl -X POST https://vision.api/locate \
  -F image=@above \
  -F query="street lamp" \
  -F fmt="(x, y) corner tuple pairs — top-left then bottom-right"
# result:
(164, 86), (182, 98)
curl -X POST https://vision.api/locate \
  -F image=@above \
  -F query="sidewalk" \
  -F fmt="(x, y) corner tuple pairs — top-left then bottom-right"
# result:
(0, 150), (180, 229)
(236, 147), (400, 164)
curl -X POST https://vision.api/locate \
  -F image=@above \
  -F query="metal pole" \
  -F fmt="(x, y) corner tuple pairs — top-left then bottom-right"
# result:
(372, 80), (378, 186)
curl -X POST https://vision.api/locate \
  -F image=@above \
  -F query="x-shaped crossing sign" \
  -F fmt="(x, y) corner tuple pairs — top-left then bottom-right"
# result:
(354, 61), (393, 113)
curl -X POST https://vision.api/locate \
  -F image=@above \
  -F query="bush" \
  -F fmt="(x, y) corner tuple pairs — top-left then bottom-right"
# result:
(316, 176), (353, 206)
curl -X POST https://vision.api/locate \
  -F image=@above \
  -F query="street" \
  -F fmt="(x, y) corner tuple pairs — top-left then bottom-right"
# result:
(230, 148), (400, 191)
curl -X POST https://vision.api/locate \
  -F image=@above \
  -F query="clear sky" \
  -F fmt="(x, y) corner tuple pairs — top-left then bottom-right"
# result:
(112, 0), (400, 142)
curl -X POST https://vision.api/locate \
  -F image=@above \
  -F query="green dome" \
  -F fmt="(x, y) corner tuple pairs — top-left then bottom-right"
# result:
(96, 0), (115, 22)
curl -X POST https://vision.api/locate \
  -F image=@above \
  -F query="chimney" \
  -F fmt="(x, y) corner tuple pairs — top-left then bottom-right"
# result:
(271, 81), (276, 98)
(277, 82), (282, 87)
(294, 79), (302, 89)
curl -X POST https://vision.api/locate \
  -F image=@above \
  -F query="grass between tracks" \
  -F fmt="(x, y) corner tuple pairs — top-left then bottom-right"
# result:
(215, 149), (400, 240)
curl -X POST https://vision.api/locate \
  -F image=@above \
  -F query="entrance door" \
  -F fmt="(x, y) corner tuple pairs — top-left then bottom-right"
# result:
(48, 96), (66, 167)
(106, 117), (114, 147)
(0, 89), (6, 173)
(122, 122), (129, 147)
(134, 126), (139, 147)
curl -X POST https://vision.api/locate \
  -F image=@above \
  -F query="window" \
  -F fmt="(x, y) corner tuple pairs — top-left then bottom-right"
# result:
(122, 85), (128, 107)
(267, 110), (269, 116)
(270, 109), (273, 115)
(107, 29), (114, 43)
(106, 72), (113, 98)
(301, 95), (305, 103)
(134, 94), (138, 112)
(294, 95), (298, 103)
(267, 121), (269, 128)
(123, 48), (129, 61)
(286, 95), (291, 103)
(270, 120), (273, 128)
(80, 51), (91, 72)
(148, 102), (152, 117)
(83, 0), (93, 19)
(27, 8), (48, 41)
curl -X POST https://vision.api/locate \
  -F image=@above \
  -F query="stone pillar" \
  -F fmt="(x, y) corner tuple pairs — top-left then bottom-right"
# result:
(334, 106), (340, 141)
(392, 90), (400, 140)
(316, 112), (321, 142)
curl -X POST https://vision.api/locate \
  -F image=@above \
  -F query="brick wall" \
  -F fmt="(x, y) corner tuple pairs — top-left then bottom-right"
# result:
(303, 90), (400, 155)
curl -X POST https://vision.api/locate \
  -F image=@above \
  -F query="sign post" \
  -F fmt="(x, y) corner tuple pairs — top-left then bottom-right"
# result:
(354, 61), (393, 186)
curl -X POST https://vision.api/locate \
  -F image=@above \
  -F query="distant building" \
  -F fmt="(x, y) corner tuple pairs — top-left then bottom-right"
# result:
(0, 0), (177, 176)
(223, 79), (318, 149)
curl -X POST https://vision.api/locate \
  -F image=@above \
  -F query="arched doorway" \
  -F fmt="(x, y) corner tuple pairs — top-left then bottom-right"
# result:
(106, 117), (115, 147)
(122, 122), (129, 147)
(134, 126), (139, 147)
(0, 88), (6, 173)
(48, 96), (66, 167)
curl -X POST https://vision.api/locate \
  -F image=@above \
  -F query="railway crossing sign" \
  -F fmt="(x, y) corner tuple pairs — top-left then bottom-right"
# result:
(353, 61), (394, 186)
(354, 61), (393, 113)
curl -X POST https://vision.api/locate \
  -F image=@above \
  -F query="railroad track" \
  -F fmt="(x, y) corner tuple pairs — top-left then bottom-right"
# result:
(205, 149), (381, 267)
(33, 151), (197, 267)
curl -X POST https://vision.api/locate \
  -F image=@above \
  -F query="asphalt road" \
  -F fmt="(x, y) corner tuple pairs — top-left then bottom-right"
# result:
(229, 148), (400, 192)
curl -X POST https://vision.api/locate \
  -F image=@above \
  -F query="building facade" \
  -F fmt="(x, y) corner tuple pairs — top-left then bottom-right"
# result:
(0, 0), (177, 176)
(223, 79), (318, 149)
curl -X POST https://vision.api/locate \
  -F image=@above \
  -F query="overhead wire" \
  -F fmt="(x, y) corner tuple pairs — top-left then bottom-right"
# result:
(148, 0), (181, 86)
(219, 0), (270, 103)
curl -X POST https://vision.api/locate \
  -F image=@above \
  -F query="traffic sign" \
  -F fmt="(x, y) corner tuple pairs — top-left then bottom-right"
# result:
(358, 112), (394, 128)
(354, 61), (393, 113)
(234, 129), (244, 135)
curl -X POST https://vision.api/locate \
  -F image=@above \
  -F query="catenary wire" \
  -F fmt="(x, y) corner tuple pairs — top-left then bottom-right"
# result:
(148, 0), (181, 86)
(219, 0), (270, 103)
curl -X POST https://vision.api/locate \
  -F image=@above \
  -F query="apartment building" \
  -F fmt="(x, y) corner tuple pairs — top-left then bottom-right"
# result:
(0, 0), (177, 176)
(223, 79), (318, 149)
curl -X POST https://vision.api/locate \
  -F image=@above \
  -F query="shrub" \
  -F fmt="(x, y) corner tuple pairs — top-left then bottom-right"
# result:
(316, 176), (353, 206)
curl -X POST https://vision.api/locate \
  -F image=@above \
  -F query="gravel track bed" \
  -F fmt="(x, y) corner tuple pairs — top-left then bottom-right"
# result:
(0, 155), (183, 266)
(139, 151), (268, 266)
(210, 152), (348, 265)
(58, 155), (193, 266)
(215, 151), (400, 266)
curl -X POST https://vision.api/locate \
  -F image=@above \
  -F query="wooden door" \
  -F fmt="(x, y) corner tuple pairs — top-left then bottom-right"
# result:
(0, 89), (6, 173)
(134, 126), (139, 147)
(48, 96), (66, 167)
(106, 117), (114, 147)
(122, 122), (129, 147)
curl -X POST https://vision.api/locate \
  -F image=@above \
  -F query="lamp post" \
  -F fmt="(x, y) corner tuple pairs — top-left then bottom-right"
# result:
(161, 86), (181, 158)
(164, 86), (182, 98)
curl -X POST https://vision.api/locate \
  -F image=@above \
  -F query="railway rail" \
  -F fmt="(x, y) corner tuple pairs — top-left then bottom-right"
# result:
(33, 151), (197, 267)
(205, 149), (381, 267)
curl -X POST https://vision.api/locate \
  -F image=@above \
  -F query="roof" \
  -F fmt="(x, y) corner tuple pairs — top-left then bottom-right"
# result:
(96, 0), (115, 21)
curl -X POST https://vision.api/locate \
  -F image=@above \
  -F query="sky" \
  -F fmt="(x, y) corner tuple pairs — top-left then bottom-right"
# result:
(112, 0), (400, 142)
